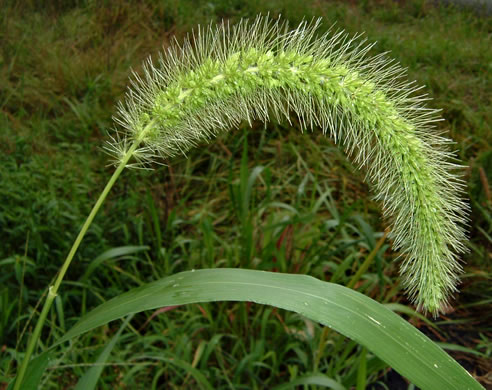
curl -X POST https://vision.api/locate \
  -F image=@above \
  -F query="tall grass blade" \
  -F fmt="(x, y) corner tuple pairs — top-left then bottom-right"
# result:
(73, 315), (133, 390)
(7, 352), (52, 390)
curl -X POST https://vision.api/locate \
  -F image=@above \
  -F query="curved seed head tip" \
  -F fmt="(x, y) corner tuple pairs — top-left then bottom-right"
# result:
(111, 15), (469, 315)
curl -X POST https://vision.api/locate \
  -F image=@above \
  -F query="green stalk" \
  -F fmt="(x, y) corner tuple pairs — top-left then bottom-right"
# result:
(13, 139), (141, 390)
(346, 230), (389, 290)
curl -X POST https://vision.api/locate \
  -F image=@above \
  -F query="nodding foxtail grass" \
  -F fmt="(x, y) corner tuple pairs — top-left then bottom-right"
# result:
(111, 16), (468, 312)
(15, 15), (468, 388)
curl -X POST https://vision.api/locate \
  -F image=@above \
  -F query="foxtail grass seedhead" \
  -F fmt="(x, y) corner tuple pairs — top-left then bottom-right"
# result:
(109, 16), (469, 315)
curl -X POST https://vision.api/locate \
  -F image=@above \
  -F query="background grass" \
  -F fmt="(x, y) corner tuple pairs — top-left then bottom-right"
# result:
(1, 0), (491, 388)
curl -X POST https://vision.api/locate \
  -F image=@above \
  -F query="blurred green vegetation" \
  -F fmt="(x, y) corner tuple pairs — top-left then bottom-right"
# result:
(1, 0), (490, 388)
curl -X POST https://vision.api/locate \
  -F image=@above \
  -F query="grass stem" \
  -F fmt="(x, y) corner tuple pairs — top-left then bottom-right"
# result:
(13, 139), (141, 390)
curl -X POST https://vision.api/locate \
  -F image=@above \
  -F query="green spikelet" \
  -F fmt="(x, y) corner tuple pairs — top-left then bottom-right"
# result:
(109, 16), (469, 314)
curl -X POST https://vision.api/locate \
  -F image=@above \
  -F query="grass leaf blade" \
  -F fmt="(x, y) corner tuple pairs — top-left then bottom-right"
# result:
(55, 269), (483, 390)
(73, 315), (133, 390)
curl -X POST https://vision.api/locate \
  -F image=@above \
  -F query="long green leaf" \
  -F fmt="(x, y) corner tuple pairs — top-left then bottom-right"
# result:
(56, 269), (483, 390)
(8, 352), (52, 390)
(74, 315), (133, 390)
(80, 246), (150, 282)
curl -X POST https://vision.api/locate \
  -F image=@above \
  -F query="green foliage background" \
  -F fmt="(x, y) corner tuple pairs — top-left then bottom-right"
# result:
(1, 0), (490, 388)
